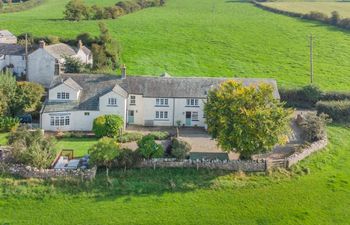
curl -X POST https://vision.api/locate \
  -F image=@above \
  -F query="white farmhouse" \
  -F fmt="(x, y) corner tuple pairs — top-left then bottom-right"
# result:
(0, 30), (17, 44)
(40, 70), (280, 132)
(28, 40), (93, 87)
(0, 43), (26, 76)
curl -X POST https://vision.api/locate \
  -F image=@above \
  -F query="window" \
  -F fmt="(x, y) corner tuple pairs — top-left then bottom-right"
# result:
(108, 98), (117, 106)
(84, 112), (90, 116)
(192, 112), (199, 121)
(65, 116), (70, 125)
(156, 98), (169, 106)
(57, 92), (70, 100)
(155, 111), (168, 119)
(50, 115), (70, 126)
(130, 96), (136, 105)
(54, 63), (60, 75)
(186, 98), (199, 106)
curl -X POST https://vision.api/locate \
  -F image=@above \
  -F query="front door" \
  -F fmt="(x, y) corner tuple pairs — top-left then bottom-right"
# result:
(128, 110), (134, 124)
(185, 112), (191, 126)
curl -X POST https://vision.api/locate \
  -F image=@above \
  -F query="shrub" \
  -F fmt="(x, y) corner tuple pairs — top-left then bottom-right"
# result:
(297, 112), (330, 142)
(0, 117), (20, 132)
(92, 115), (124, 138)
(280, 85), (323, 108)
(302, 11), (329, 22)
(116, 0), (141, 13)
(171, 138), (191, 160)
(316, 100), (350, 123)
(148, 131), (169, 140)
(8, 127), (57, 169)
(88, 137), (120, 176)
(320, 92), (350, 101)
(64, 0), (89, 21)
(137, 135), (164, 159)
(114, 148), (142, 170)
(118, 132), (143, 143)
(64, 56), (86, 73)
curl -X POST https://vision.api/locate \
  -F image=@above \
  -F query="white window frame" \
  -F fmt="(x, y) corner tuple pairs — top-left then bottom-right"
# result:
(50, 115), (70, 127)
(155, 111), (168, 120)
(57, 92), (70, 100)
(156, 98), (169, 106)
(130, 96), (136, 105)
(108, 98), (117, 106)
(186, 98), (199, 106)
(192, 112), (199, 121)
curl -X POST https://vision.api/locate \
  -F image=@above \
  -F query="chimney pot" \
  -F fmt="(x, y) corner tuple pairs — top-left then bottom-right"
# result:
(121, 64), (126, 79)
(78, 40), (83, 49)
(39, 40), (46, 48)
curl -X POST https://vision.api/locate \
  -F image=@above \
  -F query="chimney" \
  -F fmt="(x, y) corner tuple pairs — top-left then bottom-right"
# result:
(39, 40), (46, 48)
(121, 64), (126, 79)
(77, 40), (83, 49)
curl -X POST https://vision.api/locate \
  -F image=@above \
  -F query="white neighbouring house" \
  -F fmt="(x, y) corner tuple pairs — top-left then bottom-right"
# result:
(40, 70), (280, 132)
(0, 43), (26, 76)
(28, 40), (93, 87)
(0, 30), (17, 44)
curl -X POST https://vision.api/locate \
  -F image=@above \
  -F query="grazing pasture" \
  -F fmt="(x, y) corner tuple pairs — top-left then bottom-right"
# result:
(0, 0), (350, 90)
(0, 125), (350, 224)
(261, 2), (350, 17)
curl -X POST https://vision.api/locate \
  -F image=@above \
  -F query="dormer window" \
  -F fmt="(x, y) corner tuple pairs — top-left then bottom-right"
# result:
(57, 92), (70, 100)
(108, 98), (117, 106)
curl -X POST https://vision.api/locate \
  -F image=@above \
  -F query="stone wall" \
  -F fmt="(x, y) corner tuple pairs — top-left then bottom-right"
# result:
(286, 138), (328, 168)
(136, 158), (267, 172)
(4, 164), (97, 180)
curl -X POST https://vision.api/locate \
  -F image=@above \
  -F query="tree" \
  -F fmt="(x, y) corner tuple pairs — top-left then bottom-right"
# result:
(64, 0), (88, 21)
(171, 138), (191, 160)
(64, 56), (85, 73)
(9, 127), (57, 169)
(115, 148), (141, 171)
(13, 82), (44, 115)
(204, 80), (293, 159)
(92, 115), (124, 138)
(98, 22), (120, 69)
(0, 72), (17, 116)
(330, 11), (341, 26)
(137, 135), (164, 159)
(88, 137), (120, 177)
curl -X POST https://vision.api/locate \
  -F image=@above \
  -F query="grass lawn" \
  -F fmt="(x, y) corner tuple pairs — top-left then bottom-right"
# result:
(0, 133), (8, 146)
(261, 2), (350, 17)
(56, 137), (99, 157)
(0, 125), (350, 224)
(1, 0), (350, 90)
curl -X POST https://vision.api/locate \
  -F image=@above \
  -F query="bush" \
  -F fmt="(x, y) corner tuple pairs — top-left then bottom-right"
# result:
(64, 56), (86, 73)
(297, 112), (330, 142)
(118, 132), (143, 143)
(320, 92), (350, 101)
(116, 0), (141, 13)
(316, 100), (350, 123)
(148, 131), (169, 140)
(302, 11), (329, 22)
(114, 148), (142, 169)
(88, 137), (120, 175)
(137, 135), (164, 159)
(280, 85), (323, 108)
(171, 138), (191, 160)
(92, 115), (124, 138)
(0, 117), (20, 132)
(8, 127), (57, 169)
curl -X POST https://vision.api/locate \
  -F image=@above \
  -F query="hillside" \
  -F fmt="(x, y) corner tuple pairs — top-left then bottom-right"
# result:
(1, 0), (350, 90)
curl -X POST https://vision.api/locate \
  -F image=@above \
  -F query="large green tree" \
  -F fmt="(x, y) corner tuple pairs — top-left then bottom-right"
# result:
(64, 0), (88, 21)
(205, 80), (293, 159)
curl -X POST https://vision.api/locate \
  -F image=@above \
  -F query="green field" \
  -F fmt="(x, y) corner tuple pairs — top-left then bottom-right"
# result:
(1, 0), (350, 90)
(262, 2), (350, 17)
(0, 125), (349, 224)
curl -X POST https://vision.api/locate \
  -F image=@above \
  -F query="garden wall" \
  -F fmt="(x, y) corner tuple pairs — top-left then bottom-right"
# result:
(286, 138), (328, 168)
(136, 158), (267, 172)
(4, 164), (97, 180)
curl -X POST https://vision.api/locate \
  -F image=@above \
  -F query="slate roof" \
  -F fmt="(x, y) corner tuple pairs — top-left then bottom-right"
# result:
(45, 43), (77, 59)
(0, 30), (16, 38)
(42, 74), (280, 113)
(0, 43), (25, 55)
